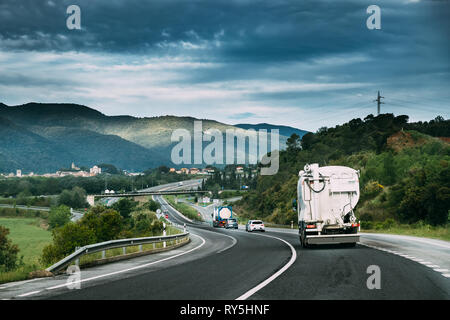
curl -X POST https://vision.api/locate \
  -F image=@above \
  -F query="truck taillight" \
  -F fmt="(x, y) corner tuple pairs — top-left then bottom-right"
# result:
(306, 224), (316, 229)
(352, 223), (360, 228)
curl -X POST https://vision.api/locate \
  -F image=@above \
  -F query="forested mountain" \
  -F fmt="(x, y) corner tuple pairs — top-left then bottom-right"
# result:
(0, 103), (306, 173)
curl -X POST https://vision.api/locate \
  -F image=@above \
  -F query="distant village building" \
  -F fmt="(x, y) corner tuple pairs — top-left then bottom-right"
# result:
(180, 168), (189, 174)
(71, 162), (80, 170)
(16, 169), (22, 177)
(236, 166), (244, 174)
(190, 168), (200, 175)
(169, 168), (176, 173)
(90, 165), (102, 176)
(202, 196), (211, 203)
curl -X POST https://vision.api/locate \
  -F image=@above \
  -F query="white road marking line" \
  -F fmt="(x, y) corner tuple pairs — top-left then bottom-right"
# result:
(16, 233), (206, 298)
(0, 277), (43, 290)
(236, 234), (297, 300)
(361, 243), (449, 280)
(17, 290), (41, 297)
(216, 234), (238, 254)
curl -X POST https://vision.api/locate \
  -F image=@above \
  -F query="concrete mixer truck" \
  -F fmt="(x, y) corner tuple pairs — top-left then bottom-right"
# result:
(294, 163), (360, 248)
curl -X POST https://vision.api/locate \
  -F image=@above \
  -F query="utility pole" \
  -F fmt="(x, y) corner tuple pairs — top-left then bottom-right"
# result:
(374, 91), (385, 115)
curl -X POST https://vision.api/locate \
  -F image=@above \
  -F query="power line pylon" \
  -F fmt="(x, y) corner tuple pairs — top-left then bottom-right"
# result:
(374, 91), (385, 115)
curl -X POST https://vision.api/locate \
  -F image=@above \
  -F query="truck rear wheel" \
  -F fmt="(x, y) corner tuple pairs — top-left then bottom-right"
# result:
(300, 230), (308, 248)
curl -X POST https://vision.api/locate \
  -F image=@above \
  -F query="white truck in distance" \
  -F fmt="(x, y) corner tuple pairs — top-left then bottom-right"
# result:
(296, 163), (360, 247)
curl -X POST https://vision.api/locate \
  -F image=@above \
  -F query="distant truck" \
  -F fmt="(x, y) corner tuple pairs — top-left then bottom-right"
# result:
(294, 163), (360, 248)
(212, 206), (232, 227)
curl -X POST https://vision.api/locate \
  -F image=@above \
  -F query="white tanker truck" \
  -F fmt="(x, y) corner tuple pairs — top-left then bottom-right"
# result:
(294, 163), (360, 248)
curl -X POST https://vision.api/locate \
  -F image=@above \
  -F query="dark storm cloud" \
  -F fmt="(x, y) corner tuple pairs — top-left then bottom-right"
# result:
(0, 0), (446, 60)
(0, 0), (448, 128)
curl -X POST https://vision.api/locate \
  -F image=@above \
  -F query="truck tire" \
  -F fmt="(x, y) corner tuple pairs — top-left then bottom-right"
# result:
(300, 230), (308, 248)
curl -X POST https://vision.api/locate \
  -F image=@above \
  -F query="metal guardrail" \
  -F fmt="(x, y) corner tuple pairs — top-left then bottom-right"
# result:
(92, 190), (210, 198)
(0, 204), (50, 211)
(46, 231), (190, 273)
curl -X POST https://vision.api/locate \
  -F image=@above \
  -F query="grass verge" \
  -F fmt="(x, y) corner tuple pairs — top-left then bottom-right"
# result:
(164, 196), (203, 221)
(362, 223), (450, 241)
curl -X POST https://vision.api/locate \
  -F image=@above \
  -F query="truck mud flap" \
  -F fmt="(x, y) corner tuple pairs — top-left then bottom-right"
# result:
(306, 234), (360, 245)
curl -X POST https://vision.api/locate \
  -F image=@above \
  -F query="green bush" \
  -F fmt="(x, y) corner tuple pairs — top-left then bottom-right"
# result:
(48, 205), (71, 229)
(146, 199), (160, 212)
(58, 187), (88, 209)
(41, 223), (96, 265)
(382, 218), (396, 229)
(112, 198), (138, 219)
(360, 221), (373, 230)
(0, 226), (21, 272)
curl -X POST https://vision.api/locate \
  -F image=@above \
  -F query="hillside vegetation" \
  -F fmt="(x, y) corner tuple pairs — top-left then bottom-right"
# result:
(236, 114), (450, 228)
(0, 103), (306, 173)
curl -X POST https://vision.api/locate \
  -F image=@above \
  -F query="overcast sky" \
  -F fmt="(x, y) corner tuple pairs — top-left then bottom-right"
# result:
(0, 0), (448, 131)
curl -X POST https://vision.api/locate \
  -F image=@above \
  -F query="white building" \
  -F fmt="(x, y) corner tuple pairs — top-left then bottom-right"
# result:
(90, 165), (102, 176)
(16, 169), (22, 177)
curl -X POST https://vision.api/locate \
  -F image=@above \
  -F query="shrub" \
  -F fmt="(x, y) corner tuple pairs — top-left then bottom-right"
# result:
(360, 221), (373, 230)
(382, 218), (396, 229)
(48, 205), (71, 229)
(0, 226), (21, 272)
(112, 198), (138, 219)
(41, 223), (96, 265)
(146, 199), (161, 212)
(58, 187), (87, 209)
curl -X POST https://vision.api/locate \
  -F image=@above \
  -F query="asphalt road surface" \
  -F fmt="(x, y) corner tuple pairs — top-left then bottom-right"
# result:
(1, 181), (449, 300)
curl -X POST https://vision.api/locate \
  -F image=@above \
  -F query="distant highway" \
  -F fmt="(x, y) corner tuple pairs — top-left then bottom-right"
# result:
(1, 179), (449, 300)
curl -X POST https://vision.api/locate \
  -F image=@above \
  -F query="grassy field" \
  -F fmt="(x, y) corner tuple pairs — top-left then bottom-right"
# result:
(0, 217), (52, 284)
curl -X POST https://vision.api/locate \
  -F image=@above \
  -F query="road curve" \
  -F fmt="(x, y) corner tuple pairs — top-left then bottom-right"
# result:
(1, 180), (448, 300)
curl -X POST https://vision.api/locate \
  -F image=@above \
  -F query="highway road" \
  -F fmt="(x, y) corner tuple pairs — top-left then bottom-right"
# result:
(1, 180), (449, 300)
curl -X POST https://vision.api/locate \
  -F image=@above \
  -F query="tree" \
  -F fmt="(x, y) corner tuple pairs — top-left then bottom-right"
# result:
(48, 205), (71, 229)
(58, 187), (87, 208)
(112, 198), (137, 219)
(98, 163), (120, 175)
(71, 186), (87, 208)
(41, 223), (96, 265)
(97, 209), (123, 242)
(58, 190), (73, 207)
(147, 199), (160, 212)
(0, 226), (20, 272)
(286, 133), (301, 153)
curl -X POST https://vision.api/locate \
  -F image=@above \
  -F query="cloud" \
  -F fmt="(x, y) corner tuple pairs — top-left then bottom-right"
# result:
(0, 0), (448, 131)
(229, 112), (258, 120)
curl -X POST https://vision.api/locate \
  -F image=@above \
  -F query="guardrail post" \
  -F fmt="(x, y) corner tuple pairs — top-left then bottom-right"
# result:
(123, 247), (126, 255)
(358, 220), (361, 232)
(75, 246), (80, 266)
(184, 223), (186, 233)
(291, 221), (293, 229)
(139, 244), (143, 252)
(102, 250), (106, 259)
(163, 222), (166, 248)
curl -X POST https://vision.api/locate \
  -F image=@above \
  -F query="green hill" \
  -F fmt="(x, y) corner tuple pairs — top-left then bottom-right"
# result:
(0, 103), (307, 173)
(235, 114), (450, 227)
